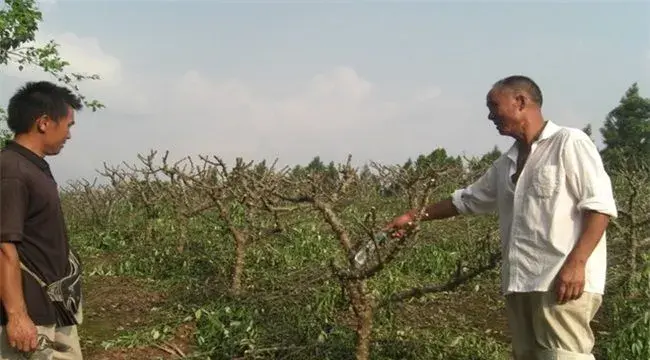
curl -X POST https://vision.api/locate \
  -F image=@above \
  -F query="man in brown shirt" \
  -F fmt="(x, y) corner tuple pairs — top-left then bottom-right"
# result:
(1, 81), (84, 360)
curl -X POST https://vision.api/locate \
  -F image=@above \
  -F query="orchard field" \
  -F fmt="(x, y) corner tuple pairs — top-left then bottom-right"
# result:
(59, 94), (649, 359)
(2, 1), (650, 359)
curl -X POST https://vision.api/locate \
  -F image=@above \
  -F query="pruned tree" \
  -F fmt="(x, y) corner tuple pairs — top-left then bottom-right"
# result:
(61, 178), (120, 229)
(99, 154), (172, 220)
(369, 156), (501, 306)
(131, 150), (285, 297)
(242, 153), (501, 360)
(370, 156), (464, 210)
(380, 148), (463, 199)
(242, 155), (386, 360)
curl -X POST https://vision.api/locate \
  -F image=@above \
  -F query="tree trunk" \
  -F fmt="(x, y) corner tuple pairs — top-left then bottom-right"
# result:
(627, 225), (639, 296)
(626, 216), (638, 274)
(347, 280), (374, 360)
(177, 224), (187, 253)
(218, 203), (247, 297)
(230, 227), (246, 296)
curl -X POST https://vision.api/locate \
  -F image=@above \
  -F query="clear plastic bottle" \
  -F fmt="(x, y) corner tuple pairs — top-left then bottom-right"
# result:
(353, 232), (389, 268)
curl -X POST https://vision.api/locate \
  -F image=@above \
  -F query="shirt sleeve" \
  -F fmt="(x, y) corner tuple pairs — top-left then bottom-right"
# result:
(0, 177), (29, 243)
(451, 162), (499, 215)
(562, 135), (618, 219)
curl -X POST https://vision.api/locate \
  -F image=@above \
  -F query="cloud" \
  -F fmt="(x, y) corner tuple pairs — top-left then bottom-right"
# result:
(3, 32), (150, 115)
(5, 32), (121, 84)
(2, 33), (498, 184)
(154, 66), (470, 169)
(414, 86), (443, 103)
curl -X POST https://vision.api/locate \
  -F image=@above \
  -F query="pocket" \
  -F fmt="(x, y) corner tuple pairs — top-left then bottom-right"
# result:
(530, 165), (559, 199)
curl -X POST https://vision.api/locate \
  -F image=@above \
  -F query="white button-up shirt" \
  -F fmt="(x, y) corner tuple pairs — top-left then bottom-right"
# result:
(451, 121), (618, 295)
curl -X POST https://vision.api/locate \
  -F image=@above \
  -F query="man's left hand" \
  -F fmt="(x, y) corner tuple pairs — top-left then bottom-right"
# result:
(555, 257), (586, 304)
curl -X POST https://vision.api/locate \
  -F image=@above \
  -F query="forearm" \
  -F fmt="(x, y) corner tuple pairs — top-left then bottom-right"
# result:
(409, 198), (459, 221)
(568, 210), (611, 263)
(0, 243), (28, 318)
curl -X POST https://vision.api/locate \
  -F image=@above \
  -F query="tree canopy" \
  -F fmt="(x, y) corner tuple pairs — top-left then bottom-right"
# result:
(600, 83), (650, 171)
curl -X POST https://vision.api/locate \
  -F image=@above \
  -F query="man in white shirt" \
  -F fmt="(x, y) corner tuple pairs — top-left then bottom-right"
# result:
(386, 75), (617, 360)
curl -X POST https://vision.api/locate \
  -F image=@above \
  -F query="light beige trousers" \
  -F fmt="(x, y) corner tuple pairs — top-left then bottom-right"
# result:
(0, 307), (82, 360)
(505, 291), (602, 360)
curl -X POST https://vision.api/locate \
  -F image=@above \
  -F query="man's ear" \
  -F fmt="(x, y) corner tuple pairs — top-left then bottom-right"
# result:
(35, 115), (50, 133)
(515, 94), (527, 111)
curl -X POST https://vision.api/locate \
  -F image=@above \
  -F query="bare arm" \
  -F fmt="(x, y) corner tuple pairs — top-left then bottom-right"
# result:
(0, 242), (28, 319)
(387, 163), (500, 230)
(555, 210), (612, 303)
(407, 197), (460, 221)
(0, 176), (37, 351)
(569, 210), (611, 265)
(0, 176), (29, 317)
(556, 134), (618, 303)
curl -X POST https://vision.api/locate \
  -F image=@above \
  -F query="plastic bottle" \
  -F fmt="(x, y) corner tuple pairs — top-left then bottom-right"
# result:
(353, 232), (389, 268)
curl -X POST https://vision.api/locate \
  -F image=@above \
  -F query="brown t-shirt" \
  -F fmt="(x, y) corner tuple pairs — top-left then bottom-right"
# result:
(0, 141), (82, 326)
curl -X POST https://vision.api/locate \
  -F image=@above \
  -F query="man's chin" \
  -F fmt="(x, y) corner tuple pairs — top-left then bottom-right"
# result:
(495, 126), (513, 136)
(45, 146), (64, 156)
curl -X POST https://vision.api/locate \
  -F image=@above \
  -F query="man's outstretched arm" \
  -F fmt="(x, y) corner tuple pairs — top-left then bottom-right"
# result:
(408, 197), (460, 221)
(386, 163), (500, 230)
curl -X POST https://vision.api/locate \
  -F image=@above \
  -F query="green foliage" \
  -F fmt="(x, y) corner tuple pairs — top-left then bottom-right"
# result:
(61, 148), (509, 359)
(406, 147), (463, 170)
(582, 123), (594, 143)
(194, 305), (260, 359)
(0, 108), (9, 146)
(61, 129), (650, 360)
(58, 92), (648, 359)
(590, 84), (650, 360)
(600, 83), (650, 171)
(600, 254), (650, 360)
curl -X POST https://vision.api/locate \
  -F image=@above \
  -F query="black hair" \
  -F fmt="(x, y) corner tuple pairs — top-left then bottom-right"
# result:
(6, 81), (83, 134)
(492, 75), (543, 107)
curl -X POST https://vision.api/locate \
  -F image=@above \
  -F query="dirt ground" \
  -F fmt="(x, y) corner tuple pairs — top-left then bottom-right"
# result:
(79, 275), (197, 360)
(77, 273), (511, 359)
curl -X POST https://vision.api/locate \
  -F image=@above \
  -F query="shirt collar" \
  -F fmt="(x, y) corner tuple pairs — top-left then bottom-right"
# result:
(505, 120), (561, 162)
(2, 140), (53, 176)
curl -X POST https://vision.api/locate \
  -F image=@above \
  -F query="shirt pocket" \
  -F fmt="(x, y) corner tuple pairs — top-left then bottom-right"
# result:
(530, 165), (560, 199)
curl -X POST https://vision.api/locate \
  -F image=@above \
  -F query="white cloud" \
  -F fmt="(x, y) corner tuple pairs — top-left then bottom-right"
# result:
(2, 32), (500, 183)
(3, 32), (151, 115)
(414, 86), (443, 103)
(55, 33), (123, 85)
(173, 66), (409, 133)
(5, 32), (121, 84)
(308, 66), (373, 101)
(132, 66), (484, 176)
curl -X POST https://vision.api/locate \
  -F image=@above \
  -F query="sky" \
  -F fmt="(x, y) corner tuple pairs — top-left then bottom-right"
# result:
(1, 0), (649, 185)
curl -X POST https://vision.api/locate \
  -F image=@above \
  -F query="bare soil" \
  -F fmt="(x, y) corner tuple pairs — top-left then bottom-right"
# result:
(79, 275), (197, 360)
(77, 268), (510, 359)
